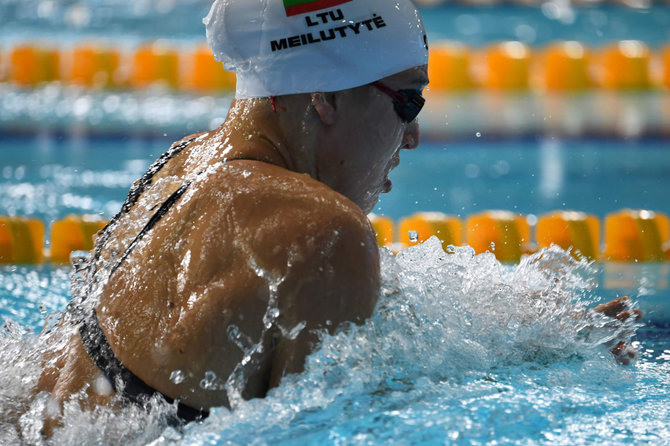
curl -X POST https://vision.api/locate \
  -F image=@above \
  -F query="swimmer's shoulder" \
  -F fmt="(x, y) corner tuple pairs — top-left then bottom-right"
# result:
(203, 162), (382, 384)
(171, 131), (210, 148)
(193, 158), (380, 286)
(204, 158), (373, 229)
(211, 160), (381, 332)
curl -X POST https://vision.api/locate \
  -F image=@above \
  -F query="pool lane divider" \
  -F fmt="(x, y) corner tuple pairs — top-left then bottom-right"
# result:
(0, 217), (45, 264)
(2, 39), (670, 139)
(0, 215), (106, 265)
(49, 215), (108, 264)
(0, 209), (669, 265)
(370, 209), (670, 263)
(1, 39), (670, 94)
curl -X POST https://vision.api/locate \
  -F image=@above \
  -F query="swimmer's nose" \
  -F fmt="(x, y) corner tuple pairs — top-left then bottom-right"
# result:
(402, 120), (420, 150)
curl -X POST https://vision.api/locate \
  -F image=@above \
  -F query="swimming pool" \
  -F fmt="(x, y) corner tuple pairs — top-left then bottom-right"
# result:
(2, 135), (669, 222)
(1, 135), (669, 321)
(1, 134), (669, 444)
(2, 1), (670, 443)
(1, 244), (669, 444)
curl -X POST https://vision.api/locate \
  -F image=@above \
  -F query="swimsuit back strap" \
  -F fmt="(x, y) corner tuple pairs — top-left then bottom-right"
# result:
(109, 156), (260, 277)
(89, 136), (196, 273)
(78, 156), (262, 423)
(79, 310), (209, 423)
(109, 179), (193, 277)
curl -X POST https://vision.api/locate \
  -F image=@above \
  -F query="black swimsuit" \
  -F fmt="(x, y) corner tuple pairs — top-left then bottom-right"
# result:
(73, 137), (256, 424)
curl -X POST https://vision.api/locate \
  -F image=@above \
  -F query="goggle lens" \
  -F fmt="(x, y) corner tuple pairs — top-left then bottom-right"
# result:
(372, 81), (425, 123)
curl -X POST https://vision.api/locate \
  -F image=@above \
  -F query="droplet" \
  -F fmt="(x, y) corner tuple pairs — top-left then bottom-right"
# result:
(287, 321), (306, 340)
(93, 374), (113, 395)
(199, 371), (220, 390)
(475, 132), (482, 138)
(264, 307), (280, 328)
(170, 370), (185, 384)
(408, 231), (419, 243)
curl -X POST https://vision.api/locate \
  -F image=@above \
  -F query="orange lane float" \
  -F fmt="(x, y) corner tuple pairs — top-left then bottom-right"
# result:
(466, 210), (532, 262)
(483, 41), (531, 91)
(10, 44), (61, 87)
(368, 213), (396, 247)
(540, 41), (593, 91)
(536, 211), (600, 260)
(130, 42), (179, 90)
(0, 217), (45, 264)
(598, 40), (652, 90)
(662, 44), (670, 90)
(183, 44), (236, 93)
(603, 209), (670, 262)
(398, 212), (462, 251)
(69, 44), (122, 89)
(50, 215), (108, 264)
(428, 41), (475, 92)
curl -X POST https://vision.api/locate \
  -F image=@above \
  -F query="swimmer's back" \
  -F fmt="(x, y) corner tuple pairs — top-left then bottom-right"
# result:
(96, 147), (380, 410)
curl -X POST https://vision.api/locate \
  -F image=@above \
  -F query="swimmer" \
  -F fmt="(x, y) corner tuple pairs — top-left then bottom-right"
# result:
(33, 0), (429, 433)
(26, 0), (639, 437)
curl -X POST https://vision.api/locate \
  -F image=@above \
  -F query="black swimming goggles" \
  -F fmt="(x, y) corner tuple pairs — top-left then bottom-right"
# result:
(372, 81), (425, 124)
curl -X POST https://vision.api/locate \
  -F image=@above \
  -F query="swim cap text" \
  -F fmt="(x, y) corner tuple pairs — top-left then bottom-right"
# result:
(270, 10), (387, 52)
(305, 9), (344, 26)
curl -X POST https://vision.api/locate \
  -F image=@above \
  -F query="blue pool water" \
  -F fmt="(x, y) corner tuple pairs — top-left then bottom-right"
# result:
(1, 135), (669, 444)
(1, 244), (669, 444)
(1, 1), (669, 47)
(1, 1), (670, 443)
(1, 136), (669, 223)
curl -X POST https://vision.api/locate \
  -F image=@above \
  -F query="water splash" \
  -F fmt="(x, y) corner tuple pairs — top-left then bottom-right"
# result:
(408, 230), (418, 243)
(199, 371), (224, 391)
(173, 240), (645, 445)
(169, 370), (185, 385)
(0, 239), (651, 444)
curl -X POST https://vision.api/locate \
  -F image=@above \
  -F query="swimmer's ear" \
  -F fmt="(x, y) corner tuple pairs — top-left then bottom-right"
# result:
(310, 92), (337, 126)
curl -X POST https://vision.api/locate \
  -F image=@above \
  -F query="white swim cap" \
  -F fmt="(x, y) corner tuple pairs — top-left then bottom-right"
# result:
(204, 0), (428, 98)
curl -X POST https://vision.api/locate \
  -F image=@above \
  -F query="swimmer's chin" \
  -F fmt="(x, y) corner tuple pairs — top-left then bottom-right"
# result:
(383, 177), (392, 193)
(359, 188), (387, 214)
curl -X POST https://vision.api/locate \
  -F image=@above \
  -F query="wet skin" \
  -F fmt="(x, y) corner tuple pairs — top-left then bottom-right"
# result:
(36, 67), (429, 414)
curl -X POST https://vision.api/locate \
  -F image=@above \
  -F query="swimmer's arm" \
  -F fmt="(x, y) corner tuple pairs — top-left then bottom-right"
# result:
(531, 291), (642, 364)
(592, 296), (642, 322)
(263, 213), (381, 387)
(592, 296), (642, 364)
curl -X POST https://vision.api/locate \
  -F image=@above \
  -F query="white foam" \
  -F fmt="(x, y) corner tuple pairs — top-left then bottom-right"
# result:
(0, 239), (645, 444)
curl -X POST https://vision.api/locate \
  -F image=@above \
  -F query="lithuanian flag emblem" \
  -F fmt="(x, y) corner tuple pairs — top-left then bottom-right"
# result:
(283, 0), (353, 17)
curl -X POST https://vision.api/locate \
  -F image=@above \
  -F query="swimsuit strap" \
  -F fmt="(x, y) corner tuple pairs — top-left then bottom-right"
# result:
(80, 155), (262, 423)
(109, 155), (259, 277)
(109, 179), (192, 278)
(90, 136), (196, 272)
(79, 310), (208, 423)
(67, 137), (197, 324)
(121, 137), (197, 213)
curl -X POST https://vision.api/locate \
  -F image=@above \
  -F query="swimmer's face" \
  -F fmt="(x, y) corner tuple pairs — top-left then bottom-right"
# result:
(316, 65), (429, 214)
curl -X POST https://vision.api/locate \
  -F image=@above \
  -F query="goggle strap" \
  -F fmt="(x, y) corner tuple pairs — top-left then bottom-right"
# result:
(372, 81), (405, 104)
